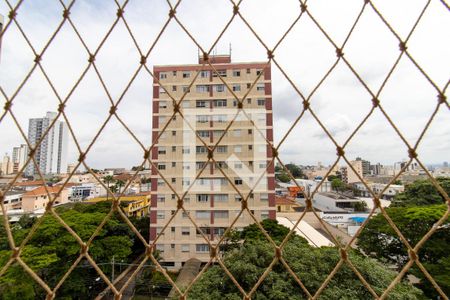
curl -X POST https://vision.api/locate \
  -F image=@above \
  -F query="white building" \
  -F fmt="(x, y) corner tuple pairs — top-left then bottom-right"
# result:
(25, 112), (68, 176)
(12, 144), (28, 173)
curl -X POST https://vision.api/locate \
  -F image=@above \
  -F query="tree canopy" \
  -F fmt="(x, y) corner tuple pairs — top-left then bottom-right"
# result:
(392, 177), (449, 207)
(0, 202), (147, 299)
(190, 220), (423, 299)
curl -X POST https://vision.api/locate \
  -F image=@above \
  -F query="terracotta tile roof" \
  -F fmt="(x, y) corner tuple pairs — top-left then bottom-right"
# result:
(23, 186), (63, 197)
(14, 180), (45, 186)
(275, 196), (298, 206)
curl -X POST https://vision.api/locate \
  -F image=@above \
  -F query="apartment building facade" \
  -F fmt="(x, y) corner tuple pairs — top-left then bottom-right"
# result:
(150, 55), (275, 268)
(25, 112), (68, 176)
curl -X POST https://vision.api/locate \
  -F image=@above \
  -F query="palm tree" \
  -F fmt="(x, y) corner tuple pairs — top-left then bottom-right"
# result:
(103, 175), (115, 200)
(115, 179), (125, 194)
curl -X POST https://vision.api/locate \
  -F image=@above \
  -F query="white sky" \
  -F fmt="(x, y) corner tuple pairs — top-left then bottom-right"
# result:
(0, 0), (449, 170)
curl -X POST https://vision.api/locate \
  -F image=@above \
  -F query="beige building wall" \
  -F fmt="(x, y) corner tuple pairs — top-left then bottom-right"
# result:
(347, 160), (364, 184)
(151, 56), (276, 268)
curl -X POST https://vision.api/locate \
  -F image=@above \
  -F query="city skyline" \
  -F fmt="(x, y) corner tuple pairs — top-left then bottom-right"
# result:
(0, 0), (448, 170)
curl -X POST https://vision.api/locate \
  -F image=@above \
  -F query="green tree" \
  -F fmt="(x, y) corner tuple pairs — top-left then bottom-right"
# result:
(285, 163), (303, 178)
(392, 177), (449, 207)
(190, 221), (423, 299)
(103, 175), (115, 200)
(352, 201), (367, 212)
(115, 179), (125, 194)
(331, 178), (345, 192)
(0, 202), (145, 299)
(358, 204), (449, 297)
(276, 172), (291, 183)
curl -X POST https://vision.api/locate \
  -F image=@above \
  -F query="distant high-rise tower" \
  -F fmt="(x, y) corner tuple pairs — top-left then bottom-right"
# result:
(12, 144), (28, 173)
(26, 112), (68, 176)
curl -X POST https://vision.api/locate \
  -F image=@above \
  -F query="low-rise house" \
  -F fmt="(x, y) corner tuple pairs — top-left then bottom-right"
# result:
(3, 191), (24, 211)
(86, 194), (150, 217)
(13, 180), (45, 191)
(22, 186), (70, 212)
(275, 196), (301, 213)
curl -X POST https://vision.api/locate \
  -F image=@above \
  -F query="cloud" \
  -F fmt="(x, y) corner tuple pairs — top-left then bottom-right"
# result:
(0, 0), (448, 168)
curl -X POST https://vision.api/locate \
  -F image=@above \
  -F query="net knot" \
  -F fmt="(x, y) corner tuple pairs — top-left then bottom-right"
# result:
(140, 56), (147, 65)
(116, 8), (124, 18)
(58, 103), (65, 113)
(210, 246), (217, 258)
(399, 41), (407, 52)
(335, 48), (344, 57)
(408, 148), (417, 159)
(300, 3), (307, 12)
(237, 101), (243, 109)
(271, 146), (278, 157)
(408, 249), (418, 261)
(109, 105), (117, 115)
(267, 50), (274, 59)
(303, 100), (310, 110)
(340, 248), (348, 260)
(202, 52), (209, 62)
(78, 152), (86, 163)
(8, 9), (17, 19)
(88, 54), (96, 63)
(177, 199), (183, 209)
(62, 9), (70, 19)
(305, 198), (312, 210)
(81, 243), (88, 255)
(207, 148), (214, 159)
(437, 93), (446, 104)
(241, 199), (248, 210)
(373, 197), (381, 208)
(169, 9), (176, 18)
(34, 54), (42, 63)
(143, 150), (150, 159)
(3, 101), (12, 111)
(275, 246), (282, 259)
(372, 97), (380, 107)
(233, 5), (239, 15)
(336, 146), (345, 157)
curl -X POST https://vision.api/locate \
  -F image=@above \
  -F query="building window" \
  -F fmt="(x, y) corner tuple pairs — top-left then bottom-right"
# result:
(182, 101), (190, 108)
(182, 211), (190, 218)
(172, 146), (176, 152)
(233, 129), (241, 137)
(196, 161), (205, 170)
(171, 178), (176, 183)
(213, 115), (227, 123)
(200, 70), (210, 78)
(246, 68), (251, 74)
(182, 147), (190, 154)
(213, 99), (227, 107)
(172, 86), (177, 92)
(260, 193), (269, 201)
(234, 145), (242, 153)
(256, 69), (262, 75)
(196, 85), (210, 93)
(159, 101), (167, 109)
(172, 162), (176, 168)
(214, 210), (229, 218)
(234, 163), (243, 169)
(215, 161), (228, 169)
(157, 195), (165, 203)
(196, 210), (210, 219)
(213, 69), (227, 77)
(172, 71), (177, 76)
(196, 146), (207, 154)
(158, 147), (166, 155)
(157, 212), (165, 219)
(213, 130), (225, 137)
(216, 146), (227, 153)
(215, 194), (228, 202)
(160, 72), (167, 79)
(172, 130), (176, 136)
(197, 194), (210, 202)
(181, 244), (190, 252)
(159, 86), (166, 94)
(181, 227), (190, 236)
(257, 99), (266, 106)
(183, 71), (191, 78)
(233, 70), (241, 77)
(158, 116), (167, 124)
(259, 162), (267, 168)
(196, 115), (209, 123)
(182, 86), (190, 93)
(157, 179), (164, 186)
(247, 98), (251, 104)
(232, 84), (241, 92)
(248, 145), (253, 150)
(197, 130), (210, 138)
(196, 244), (210, 253)
(257, 83), (265, 91)
(215, 84), (225, 92)
(156, 244), (165, 252)
(196, 100), (209, 108)
(235, 178), (243, 185)
(158, 164), (166, 170)
(261, 211), (270, 220)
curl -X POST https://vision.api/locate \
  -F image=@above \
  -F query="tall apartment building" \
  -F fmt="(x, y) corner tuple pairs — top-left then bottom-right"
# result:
(12, 144), (28, 173)
(150, 55), (275, 268)
(26, 112), (68, 176)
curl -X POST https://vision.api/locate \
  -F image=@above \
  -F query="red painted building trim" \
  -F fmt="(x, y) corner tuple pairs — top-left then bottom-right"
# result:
(268, 210), (276, 220)
(154, 63), (268, 73)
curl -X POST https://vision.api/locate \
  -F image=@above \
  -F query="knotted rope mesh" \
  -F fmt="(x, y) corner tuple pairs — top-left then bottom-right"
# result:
(0, 0), (449, 299)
